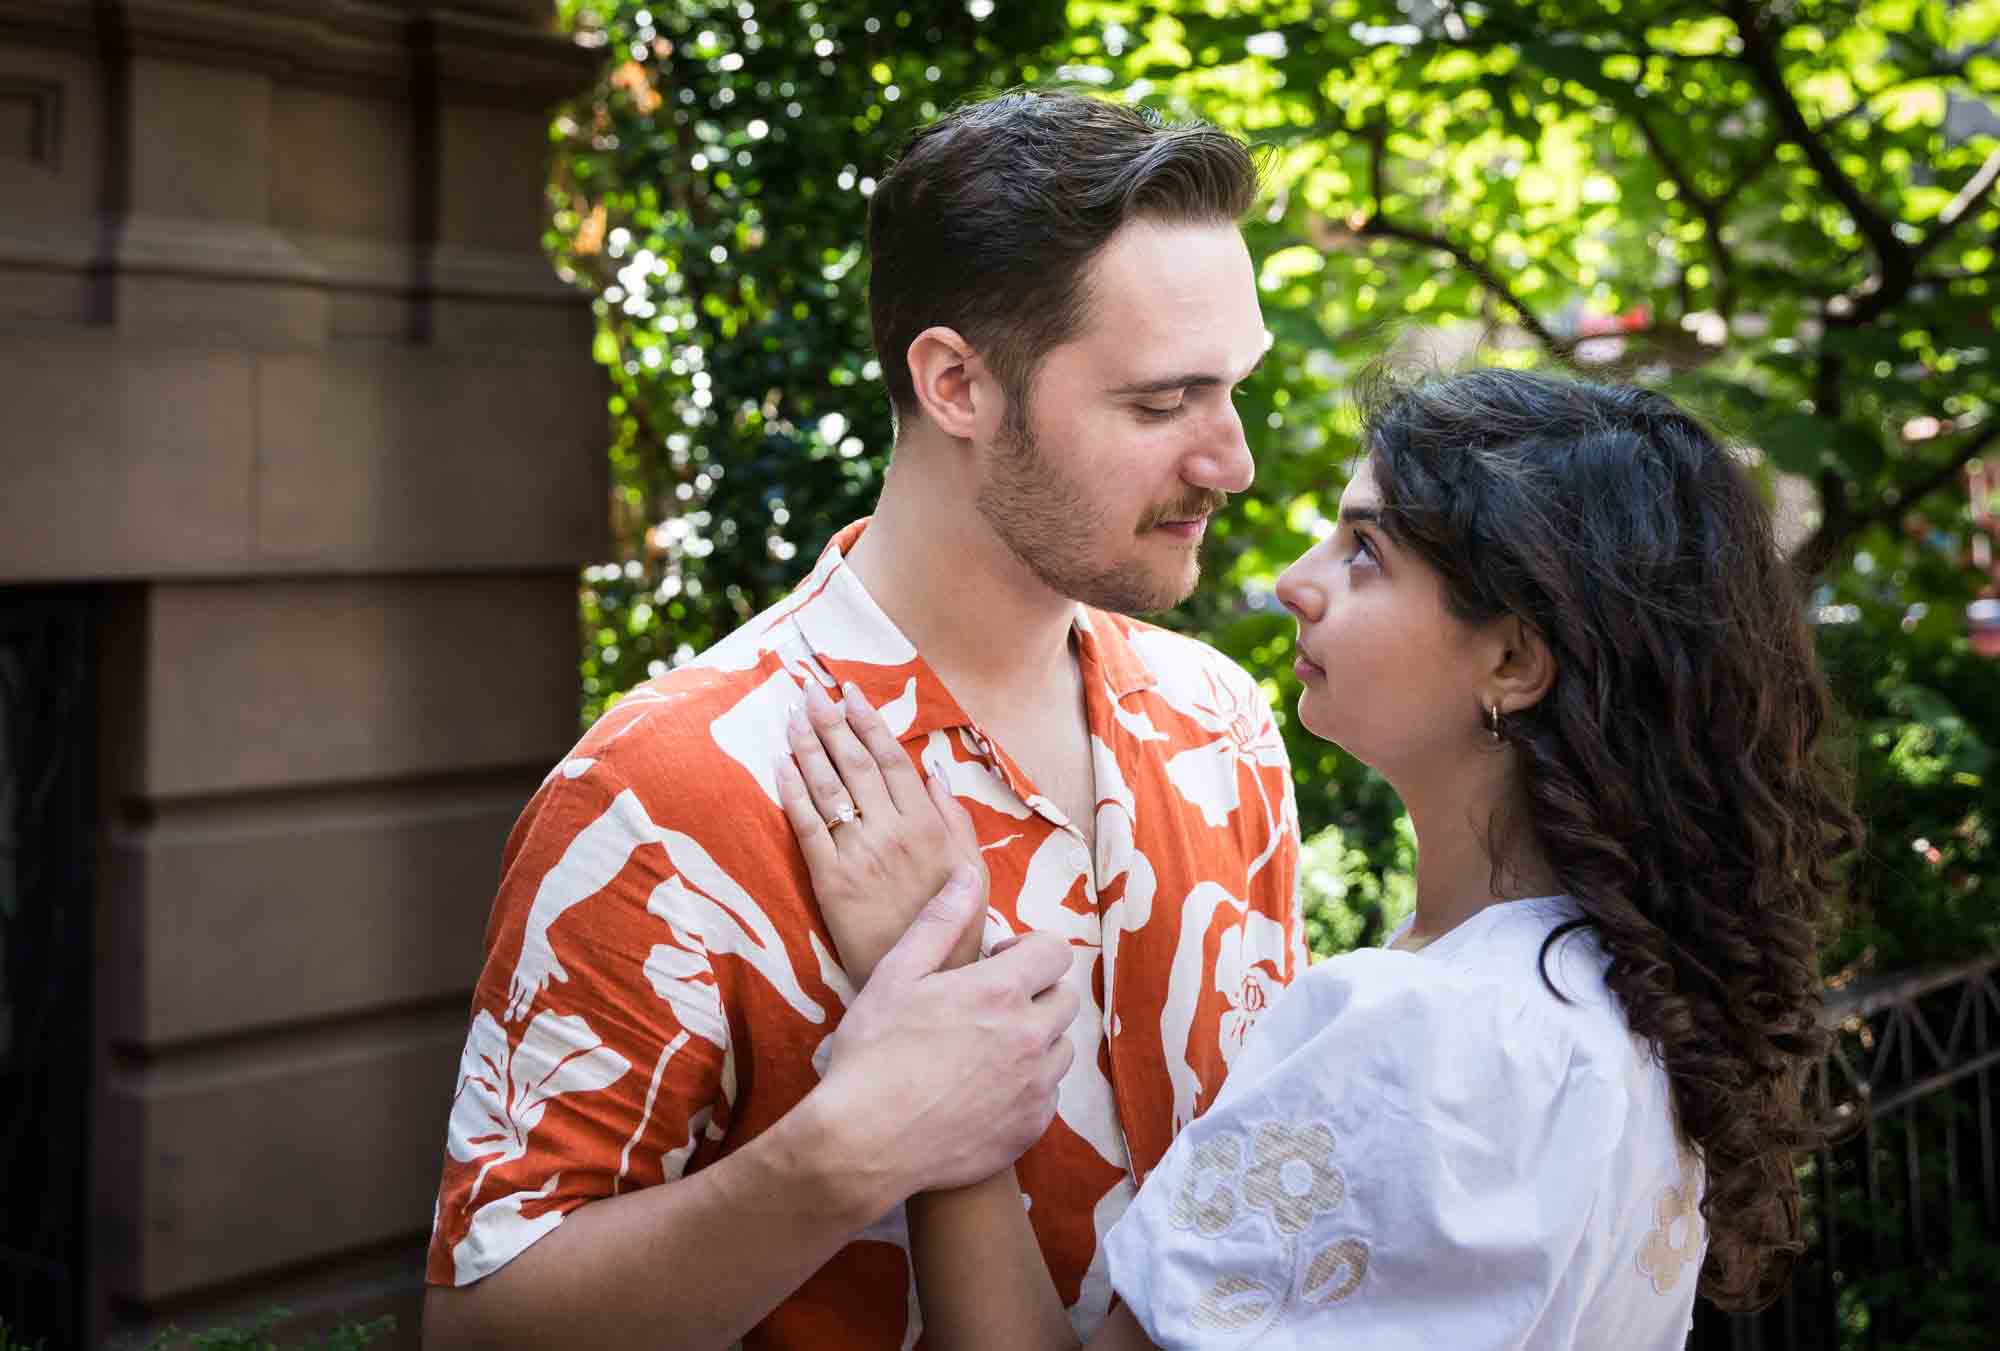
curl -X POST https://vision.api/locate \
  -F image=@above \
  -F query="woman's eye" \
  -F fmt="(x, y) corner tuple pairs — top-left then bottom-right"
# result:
(1345, 531), (1378, 567)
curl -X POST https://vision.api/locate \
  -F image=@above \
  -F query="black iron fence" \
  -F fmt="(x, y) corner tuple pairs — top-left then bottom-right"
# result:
(0, 589), (95, 1347)
(1691, 954), (2000, 1350)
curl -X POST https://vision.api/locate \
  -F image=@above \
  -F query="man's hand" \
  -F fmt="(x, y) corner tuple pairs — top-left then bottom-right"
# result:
(777, 678), (987, 985)
(425, 868), (1078, 1351)
(811, 864), (1079, 1197)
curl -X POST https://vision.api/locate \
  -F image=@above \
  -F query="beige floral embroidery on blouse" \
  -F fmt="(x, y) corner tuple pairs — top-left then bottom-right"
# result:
(1241, 1121), (1347, 1236)
(1192, 1274), (1280, 1331)
(1636, 1152), (1704, 1295)
(1170, 1134), (1245, 1238)
(1173, 1118), (1371, 1335)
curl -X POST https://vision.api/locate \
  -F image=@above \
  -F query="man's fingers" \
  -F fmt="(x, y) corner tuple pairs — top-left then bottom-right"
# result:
(868, 865), (985, 988)
(1031, 976), (1082, 1047)
(987, 930), (1074, 999)
(842, 683), (930, 816)
(1046, 1031), (1078, 1087)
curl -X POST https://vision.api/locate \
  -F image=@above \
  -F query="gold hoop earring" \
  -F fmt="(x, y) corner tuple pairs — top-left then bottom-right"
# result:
(1485, 703), (1503, 744)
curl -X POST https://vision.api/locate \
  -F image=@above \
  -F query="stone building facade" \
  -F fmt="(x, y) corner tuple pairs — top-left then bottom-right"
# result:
(0, 1), (603, 1343)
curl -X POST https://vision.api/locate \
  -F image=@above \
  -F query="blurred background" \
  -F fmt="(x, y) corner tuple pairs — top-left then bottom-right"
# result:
(2, 0), (1997, 1346)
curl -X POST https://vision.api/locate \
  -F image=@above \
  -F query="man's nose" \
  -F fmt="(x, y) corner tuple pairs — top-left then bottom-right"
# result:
(1184, 401), (1254, 495)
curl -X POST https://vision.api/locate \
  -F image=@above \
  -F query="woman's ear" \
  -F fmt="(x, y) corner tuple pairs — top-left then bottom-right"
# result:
(904, 326), (985, 440)
(1490, 615), (1556, 716)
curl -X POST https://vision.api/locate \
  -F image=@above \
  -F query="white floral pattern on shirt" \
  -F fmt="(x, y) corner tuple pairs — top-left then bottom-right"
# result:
(428, 520), (1302, 1349)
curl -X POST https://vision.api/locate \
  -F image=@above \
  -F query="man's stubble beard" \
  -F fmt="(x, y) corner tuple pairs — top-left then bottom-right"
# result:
(973, 398), (1201, 617)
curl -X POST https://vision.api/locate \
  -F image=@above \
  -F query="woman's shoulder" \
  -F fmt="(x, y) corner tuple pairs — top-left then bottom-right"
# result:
(1227, 900), (1639, 1123)
(1412, 897), (1638, 1056)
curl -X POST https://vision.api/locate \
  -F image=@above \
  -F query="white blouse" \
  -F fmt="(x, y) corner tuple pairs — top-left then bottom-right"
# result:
(1103, 897), (1705, 1350)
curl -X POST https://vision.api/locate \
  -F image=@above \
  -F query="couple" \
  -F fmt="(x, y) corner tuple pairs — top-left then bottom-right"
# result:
(424, 90), (1854, 1349)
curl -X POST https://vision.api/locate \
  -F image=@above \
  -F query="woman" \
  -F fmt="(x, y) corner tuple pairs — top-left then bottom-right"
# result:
(775, 370), (1858, 1349)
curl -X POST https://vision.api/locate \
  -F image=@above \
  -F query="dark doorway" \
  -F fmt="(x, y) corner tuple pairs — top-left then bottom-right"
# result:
(0, 588), (95, 1346)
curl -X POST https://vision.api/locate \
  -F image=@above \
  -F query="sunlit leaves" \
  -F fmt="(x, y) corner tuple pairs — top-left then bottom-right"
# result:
(554, 0), (2000, 960)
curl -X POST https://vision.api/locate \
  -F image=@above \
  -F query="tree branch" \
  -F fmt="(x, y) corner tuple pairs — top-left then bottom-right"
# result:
(1791, 420), (2000, 578)
(1714, 135), (1781, 213)
(1736, 260), (1839, 297)
(1336, 120), (1566, 352)
(1813, 349), (1844, 423)
(1723, 0), (1909, 280)
(1911, 144), (2000, 267)
(1629, 102), (1737, 309)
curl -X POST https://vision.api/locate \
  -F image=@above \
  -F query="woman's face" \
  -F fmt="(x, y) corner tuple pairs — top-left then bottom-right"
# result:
(1274, 459), (1499, 781)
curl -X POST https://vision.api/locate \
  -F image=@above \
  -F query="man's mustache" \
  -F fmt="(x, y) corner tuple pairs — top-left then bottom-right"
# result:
(1140, 492), (1229, 532)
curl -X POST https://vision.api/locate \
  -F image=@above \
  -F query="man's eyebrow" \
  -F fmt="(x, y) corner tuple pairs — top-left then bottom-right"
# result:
(1109, 352), (1267, 397)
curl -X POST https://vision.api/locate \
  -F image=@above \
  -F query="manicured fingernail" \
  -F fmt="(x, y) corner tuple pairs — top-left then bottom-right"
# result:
(787, 702), (806, 730)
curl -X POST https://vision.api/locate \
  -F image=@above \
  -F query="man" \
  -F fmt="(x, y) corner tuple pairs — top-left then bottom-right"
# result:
(424, 90), (1302, 1349)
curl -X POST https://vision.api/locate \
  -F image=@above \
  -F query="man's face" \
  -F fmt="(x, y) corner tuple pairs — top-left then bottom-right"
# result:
(974, 218), (1266, 615)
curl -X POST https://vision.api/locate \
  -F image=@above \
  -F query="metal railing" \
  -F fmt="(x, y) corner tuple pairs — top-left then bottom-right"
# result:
(1691, 954), (2000, 1349)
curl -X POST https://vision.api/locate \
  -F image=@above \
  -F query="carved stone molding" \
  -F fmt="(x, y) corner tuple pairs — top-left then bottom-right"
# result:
(0, 73), (59, 168)
(112, 211), (330, 285)
(0, 1), (594, 106)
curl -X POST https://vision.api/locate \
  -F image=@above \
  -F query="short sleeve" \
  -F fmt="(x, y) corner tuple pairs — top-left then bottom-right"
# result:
(1104, 949), (1627, 1351)
(426, 751), (733, 1286)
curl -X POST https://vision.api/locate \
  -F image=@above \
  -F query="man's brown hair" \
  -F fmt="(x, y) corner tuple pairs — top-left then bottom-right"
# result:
(867, 89), (1258, 421)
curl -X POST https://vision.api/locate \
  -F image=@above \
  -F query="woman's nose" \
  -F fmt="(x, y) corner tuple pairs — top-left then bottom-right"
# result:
(1275, 559), (1319, 622)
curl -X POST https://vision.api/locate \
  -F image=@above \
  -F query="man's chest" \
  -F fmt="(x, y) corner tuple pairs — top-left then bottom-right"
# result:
(979, 718), (1098, 857)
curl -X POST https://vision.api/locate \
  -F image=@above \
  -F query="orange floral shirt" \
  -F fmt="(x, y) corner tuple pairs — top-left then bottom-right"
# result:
(428, 520), (1303, 1346)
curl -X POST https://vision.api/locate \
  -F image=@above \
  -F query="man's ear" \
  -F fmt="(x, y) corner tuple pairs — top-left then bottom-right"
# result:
(905, 326), (986, 440)
(1490, 614), (1557, 716)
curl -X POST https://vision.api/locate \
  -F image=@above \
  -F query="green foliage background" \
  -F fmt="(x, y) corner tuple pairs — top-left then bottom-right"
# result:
(550, 0), (2000, 967)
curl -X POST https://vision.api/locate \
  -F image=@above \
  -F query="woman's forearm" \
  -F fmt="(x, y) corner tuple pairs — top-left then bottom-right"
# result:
(908, 1170), (1082, 1351)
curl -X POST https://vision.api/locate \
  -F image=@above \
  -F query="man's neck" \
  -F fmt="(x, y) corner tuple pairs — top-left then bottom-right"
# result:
(844, 450), (1081, 708)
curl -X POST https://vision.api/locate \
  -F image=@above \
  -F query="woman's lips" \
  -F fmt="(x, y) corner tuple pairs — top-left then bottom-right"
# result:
(1293, 654), (1324, 682)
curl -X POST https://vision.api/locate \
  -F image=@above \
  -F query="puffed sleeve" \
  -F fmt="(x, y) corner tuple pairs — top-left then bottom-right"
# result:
(1102, 949), (1628, 1351)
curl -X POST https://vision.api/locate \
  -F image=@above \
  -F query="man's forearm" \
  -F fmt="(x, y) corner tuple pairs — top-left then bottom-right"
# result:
(424, 1086), (898, 1351)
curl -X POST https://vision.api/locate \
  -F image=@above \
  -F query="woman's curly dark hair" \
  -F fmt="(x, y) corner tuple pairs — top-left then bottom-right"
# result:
(1360, 368), (1861, 1311)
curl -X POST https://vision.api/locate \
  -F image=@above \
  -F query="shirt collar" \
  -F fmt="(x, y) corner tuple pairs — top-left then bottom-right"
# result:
(1072, 606), (1161, 701)
(790, 520), (1159, 744)
(781, 519), (973, 745)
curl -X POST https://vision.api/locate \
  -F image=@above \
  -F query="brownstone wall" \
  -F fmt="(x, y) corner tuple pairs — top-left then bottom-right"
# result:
(0, 2), (604, 1342)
